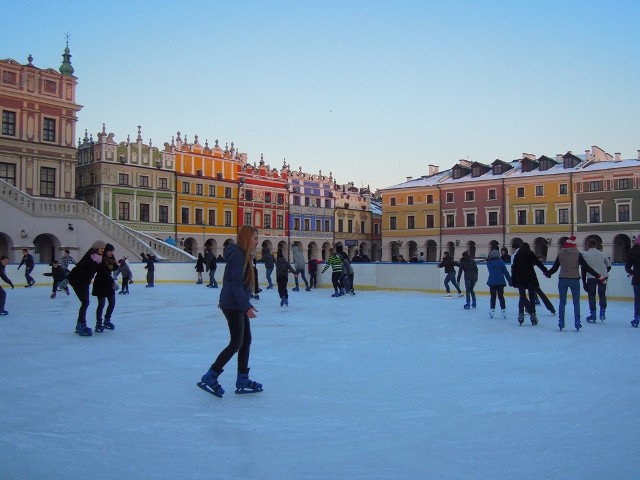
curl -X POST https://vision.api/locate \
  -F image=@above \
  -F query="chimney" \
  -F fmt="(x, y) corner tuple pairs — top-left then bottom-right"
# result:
(585, 149), (591, 161)
(556, 154), (563, 162)
(406, 176), (413, 182)
(614, 152), (621, 161)
(428, 164), (439, 175)
(637, 150), (640, 160)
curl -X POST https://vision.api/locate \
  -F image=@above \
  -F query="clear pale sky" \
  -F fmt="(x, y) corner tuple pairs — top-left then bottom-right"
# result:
(4, 0), (639, 190)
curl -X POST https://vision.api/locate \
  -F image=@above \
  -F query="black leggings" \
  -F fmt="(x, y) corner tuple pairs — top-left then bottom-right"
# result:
(489, 285), (506, 309)
(212, 308), (252, 374)
(71, 282), (91, 325)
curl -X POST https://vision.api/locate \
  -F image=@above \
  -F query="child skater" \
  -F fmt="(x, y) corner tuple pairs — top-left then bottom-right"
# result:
(0, 255), (15, 315)
(457, 251), (478, 309)
(118, 258), (133, 294)
(44, 260), (66, 299)
(486, 249), (512, 318)
(275, 248), (298, 307)
(308, 255), (320, 288)
(92, 243), (118, 332)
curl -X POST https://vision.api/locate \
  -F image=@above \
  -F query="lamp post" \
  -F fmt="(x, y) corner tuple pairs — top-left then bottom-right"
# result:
(201, 222), (206, 255)
(237, 176), (245, 234)
(285, 183), (291, 261)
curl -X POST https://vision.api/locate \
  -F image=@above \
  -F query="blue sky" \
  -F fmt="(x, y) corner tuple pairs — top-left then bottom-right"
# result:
(4, 0), (639, 190)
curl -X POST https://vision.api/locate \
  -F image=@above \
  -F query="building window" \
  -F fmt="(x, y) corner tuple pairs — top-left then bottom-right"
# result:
(325, 199), (331, 208)
(192, 208), (201, 225)
(0, 162), (16, 185)
(465, 191), (475, 202)
(44, 79), (57, 94)
(264, 214), (271, 229)
(2, 71), (17, 85)
(208, 185), (216, 196)
(224, 211), (232, 227)
(617, 204), (630, 222)
(315, 219), (321, 231)
(589, 181), (602, 192)
(374, 223), (380, 235)
(361, 220), (365, 233)
(390, 198), (396, 206)
(244, 212), (252, 226)
(195, 184), (203, 195)
(407, 215), (415, 229)
(293, 196), (300, 206)
(517, 187), (525, 198)
(347, 220), (353, 233)
(265, 192), (271, 203)
(488, 189), (496, 200)
(118, 173), (129, 185)
(305, 197), (310, 206)
(558, 208), (569, 224)
(119, 202), (130, 220)
(294, 218), (301, 230)
(446, 214), (454, 228)
(324, 220), (330, 232)
(182, 182), (190, 194)
(159, 178), (168, 190)
(465, 213), (475, 227)
(389, 217), (397, 230)
(208, 209), (216, 226)
(534, 209), (545, 225)
(245, 189), (253, 201)
(616, 178), (630, 190)
(446, 192), (454, 203)
(315, 198), (321, 207)
(559, 184), (568, 195)
(278, 193), (285, 204)
(535, 185), (544, 196)
(2, 110), (16, 136)
(140, 203), (150, 222)
(159, 205), (169, 223)
(181, 207), (189, 224)
(589, 206), (601, 223)
(517, 210), (527, 225)
(43, 118), (56, 142)
(225, 187), (232, 198)
(488, 211), (498, 226)
(408, 196), (414, 205)
(338, 219), (344, 232)
(277, 215), (284, 230)
(426, 214), (434, 228)
(139, 175), (149, 188)
(304, 218), (310, 231)
(427, 194), (434, 204)
(40, 167), (55, 197)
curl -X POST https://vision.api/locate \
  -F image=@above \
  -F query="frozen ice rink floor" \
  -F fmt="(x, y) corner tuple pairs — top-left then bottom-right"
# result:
(1, 283), (639, 480)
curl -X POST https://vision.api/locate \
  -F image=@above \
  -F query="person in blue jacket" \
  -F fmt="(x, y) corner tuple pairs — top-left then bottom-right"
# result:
(198, 226), (263, 398)
(486, 249), (512, 318)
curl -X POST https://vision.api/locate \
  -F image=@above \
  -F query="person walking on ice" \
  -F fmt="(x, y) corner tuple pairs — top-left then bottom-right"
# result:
(198, 226), (263, 398)
(438, 251), (462, 298)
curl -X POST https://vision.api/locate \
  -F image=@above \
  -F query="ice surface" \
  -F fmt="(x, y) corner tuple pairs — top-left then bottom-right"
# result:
(1, 284), (638, 480)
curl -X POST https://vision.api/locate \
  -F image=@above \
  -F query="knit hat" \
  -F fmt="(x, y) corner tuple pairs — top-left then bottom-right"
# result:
(105, 243), (115, 252)
(563, 236), (577, 248)
(488, 249), (500, 259)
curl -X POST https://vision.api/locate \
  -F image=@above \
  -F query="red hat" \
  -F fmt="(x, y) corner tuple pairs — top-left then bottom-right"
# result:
(564, 236), (577, 248)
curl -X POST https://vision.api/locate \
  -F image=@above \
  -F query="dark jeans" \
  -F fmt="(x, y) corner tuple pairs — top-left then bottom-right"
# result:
(464, 277), (477, 305)
(532, 286), (555, 312)
(265, 267), (274, 287)
(586, 277), (607, 311)
(558, 278), (581, 321)
(517, 284), (536, 314)
(24, 267), (34, 284)
(294, 268), (309, 289)
(0, 286), (6, 310)
(444, 271), (461, 294)
(208, 269), (218, 288)
(121, 275), (130, 293)
(489, 285), (506, 309)
(71, 282), (91, 325)
(277, 276), (289, 299)
(309, 271), (317, 288)
(634, 284), (640, 318)
(51, 280), (61, 293)
(331, 272), (342, 292)
(213, 308), (252, 374)
(146, 270), (154, 286)
(96, 291), (116, 321)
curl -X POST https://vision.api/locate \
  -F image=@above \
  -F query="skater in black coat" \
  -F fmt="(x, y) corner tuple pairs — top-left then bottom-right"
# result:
(144, 254), (156, 287)
(92, 243), (118, 332)
(68, 240), (106, 336)
(511, 242), (548, 325)
(195, 253), (205, 284)
(0, 255), (15, 315)
(44, 260), (66, 299)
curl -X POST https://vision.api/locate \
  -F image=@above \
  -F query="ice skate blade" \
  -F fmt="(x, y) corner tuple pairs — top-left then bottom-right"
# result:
(235, 387), (263, 394)
(197, 382), (224, 398)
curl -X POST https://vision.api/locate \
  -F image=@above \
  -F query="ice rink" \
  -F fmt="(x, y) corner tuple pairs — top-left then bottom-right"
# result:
(1, 282), (639, 480)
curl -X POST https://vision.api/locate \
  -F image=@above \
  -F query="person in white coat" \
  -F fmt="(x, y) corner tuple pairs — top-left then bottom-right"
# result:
(291, 245), (311, 292)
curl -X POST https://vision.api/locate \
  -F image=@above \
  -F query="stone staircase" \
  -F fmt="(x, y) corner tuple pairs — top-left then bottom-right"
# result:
(0, 179), (194, 262)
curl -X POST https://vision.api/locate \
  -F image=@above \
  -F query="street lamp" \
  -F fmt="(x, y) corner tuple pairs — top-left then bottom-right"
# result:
(201, 222), (206, 255)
